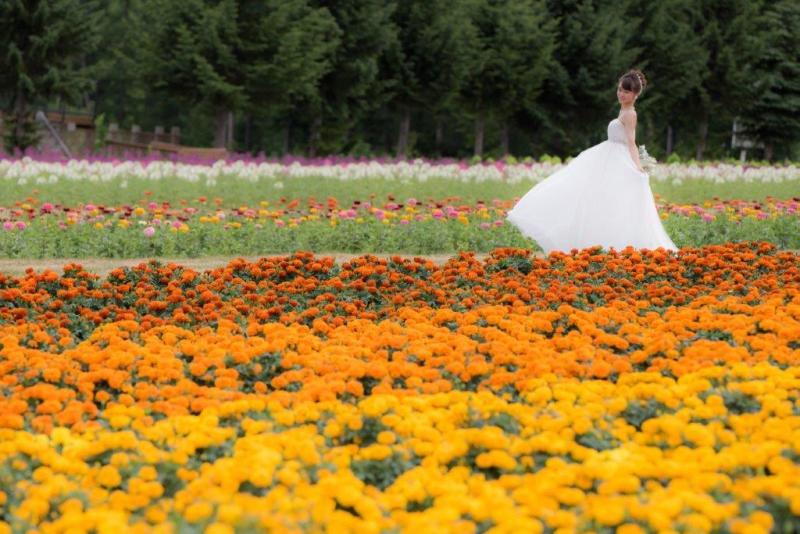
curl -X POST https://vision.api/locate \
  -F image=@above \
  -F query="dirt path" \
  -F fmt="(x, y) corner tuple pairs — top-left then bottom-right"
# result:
(2, 249), (794, 278)
(0, 252), (520, 277)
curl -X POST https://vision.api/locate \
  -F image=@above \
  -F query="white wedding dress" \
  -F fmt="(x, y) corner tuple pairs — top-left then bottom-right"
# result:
(506, 118), (678, 254)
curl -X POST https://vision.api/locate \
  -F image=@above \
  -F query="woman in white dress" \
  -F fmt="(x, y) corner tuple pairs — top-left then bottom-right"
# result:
(506, 70), (678, 254)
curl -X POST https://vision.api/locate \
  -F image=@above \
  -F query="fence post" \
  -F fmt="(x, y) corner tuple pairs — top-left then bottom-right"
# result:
(154, 125), (165, 142)
(131, 124), (141, 144)
(170, 126), (181, 145)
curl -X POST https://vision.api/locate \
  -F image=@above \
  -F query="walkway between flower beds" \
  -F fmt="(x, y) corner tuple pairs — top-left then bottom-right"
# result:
(3, 249), (798, 277)
(0, 252), (532, 277)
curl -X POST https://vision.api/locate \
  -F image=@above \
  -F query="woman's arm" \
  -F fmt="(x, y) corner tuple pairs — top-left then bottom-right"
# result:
(621, 111), (645, 173)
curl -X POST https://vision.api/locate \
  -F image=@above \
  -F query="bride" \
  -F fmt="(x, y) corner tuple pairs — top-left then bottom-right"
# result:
(506, 69), (678, 254)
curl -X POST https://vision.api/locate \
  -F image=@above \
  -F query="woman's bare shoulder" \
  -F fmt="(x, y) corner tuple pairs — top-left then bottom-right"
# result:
(619, 109), (638, 127)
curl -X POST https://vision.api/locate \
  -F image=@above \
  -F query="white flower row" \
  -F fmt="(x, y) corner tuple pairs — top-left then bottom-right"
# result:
(0, 157), (798, 186)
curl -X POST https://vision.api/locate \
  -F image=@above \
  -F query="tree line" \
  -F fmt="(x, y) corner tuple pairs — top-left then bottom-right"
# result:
(1, 0), (799, 161)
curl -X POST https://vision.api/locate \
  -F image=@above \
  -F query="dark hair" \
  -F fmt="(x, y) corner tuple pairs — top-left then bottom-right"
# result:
(619, 69), (647, 95)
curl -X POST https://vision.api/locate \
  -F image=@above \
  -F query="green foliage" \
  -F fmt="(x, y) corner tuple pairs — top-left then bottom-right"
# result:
(2, 1), (799, 159)
(630, 0), (708, 157)
(740, 0), (800, 161)
(350, 451), (419, 490)
(459, 0), (557, 155)
(384, 0), (474, 156)
(0, 0), (102, 152)
(539, 0), (639, 150)
(302, 0), (398, 155)
(622, 399), (671, 430)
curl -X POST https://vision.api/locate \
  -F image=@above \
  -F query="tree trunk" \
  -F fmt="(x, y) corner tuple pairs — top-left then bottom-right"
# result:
(500, 120), (510, 157)
(213, 108), (228, 148)
(395, 107), (411, 159)
(765, 143), (774, 162)
(226, 111), (234, 150)
(474, 110), (485, 158)
(282, 119), (291, 155)
(13, 91), (28, 152)
(308, 114), (322, 158)
(666, 124), (674, 156)
(244, 115), (252, 152)
(434, 118), (443, 153)
(695, 114), (708, 160)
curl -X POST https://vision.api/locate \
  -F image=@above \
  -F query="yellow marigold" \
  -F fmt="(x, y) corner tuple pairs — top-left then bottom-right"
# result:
(97, 465), (122, 488)
(184, 501), (214, 523)
(58, 497), (83, 515)
(377, 431), (396, 445)
(277, 467), (301, 486)
(593, 498), (626, 526)
(475, 450), (516, 471)
(682, 513), (713, 532)
(32, 466), (53, 482)
(19, 497), (49, 522)
(360, 444), (393, 461)
(109, 414), (131, 429)
(544, 509), (578, 529)
(553, 487), (584, 506)
(748, 511), (773, 531)
(138, 465), (158, 481)
(324, 420), (342, 438)
(616, 524), (646, 534)
(216, 503), (243, 523)
(204, 523), (234, 534)
(145, 506), (167, 523)
(109, 452), (131, 466)
(791, 494), (800, 516)
(274, 410), (296, 426)
(346, 415), (363, 431)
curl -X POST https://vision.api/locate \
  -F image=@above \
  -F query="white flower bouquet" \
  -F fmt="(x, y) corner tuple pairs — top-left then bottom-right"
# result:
(638, 145), (657, 173)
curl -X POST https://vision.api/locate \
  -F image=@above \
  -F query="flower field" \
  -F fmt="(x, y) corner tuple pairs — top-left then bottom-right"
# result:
(1, 242), (800, 532)
(1, 156), (799, 257)
(2, 156), (799, 206)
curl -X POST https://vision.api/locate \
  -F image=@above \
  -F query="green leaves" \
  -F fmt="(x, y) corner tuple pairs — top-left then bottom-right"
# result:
(0, 0), (102, 151)
(739, 0), (800, 161)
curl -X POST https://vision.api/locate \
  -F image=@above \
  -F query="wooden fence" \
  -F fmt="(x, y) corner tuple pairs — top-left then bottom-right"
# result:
(0, 111), (228, 160)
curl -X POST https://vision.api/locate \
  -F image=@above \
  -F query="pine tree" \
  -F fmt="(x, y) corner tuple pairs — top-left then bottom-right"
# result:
(629, 0), (708, 156)
(681, 0), (760, 159)
(0, 0), (102, 152)
(141, 0), (339, 150)
(306, 0), (398, 156)
(141, 0), (245, 148)
(741, 0), (800, 160)
(385, 0), (473, 157)
(539, 0), (639, 153)
(90, 0), (153, 128)
(239, 0), (340, 153)
(460, 0), (557, 157)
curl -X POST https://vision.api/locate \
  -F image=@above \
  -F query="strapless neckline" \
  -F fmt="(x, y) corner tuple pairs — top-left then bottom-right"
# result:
(607, 118), (627, 144)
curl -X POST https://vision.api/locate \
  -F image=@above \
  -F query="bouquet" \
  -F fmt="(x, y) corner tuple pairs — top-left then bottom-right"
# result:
(638, 145), (657, 173)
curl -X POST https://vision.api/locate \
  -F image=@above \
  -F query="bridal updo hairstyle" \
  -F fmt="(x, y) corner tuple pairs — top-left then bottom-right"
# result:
(619, 69), (647, 95)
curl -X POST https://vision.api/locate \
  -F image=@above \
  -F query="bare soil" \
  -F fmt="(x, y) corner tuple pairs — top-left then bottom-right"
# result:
(2, 249), (793, 278)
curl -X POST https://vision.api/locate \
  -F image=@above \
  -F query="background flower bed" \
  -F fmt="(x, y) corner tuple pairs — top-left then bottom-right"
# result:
(1, 195), (798, 258)
(1, 157), (799, 207)
(0, 242), (799, 532)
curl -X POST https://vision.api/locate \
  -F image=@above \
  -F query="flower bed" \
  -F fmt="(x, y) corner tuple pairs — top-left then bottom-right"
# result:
(2, 156), (799, 186)
(1, 197), (799, 257)
(1, 242), (799, 531)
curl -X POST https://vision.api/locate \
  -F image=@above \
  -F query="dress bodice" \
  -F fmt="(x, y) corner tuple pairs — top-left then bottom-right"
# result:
(607, 118), (627, 145)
